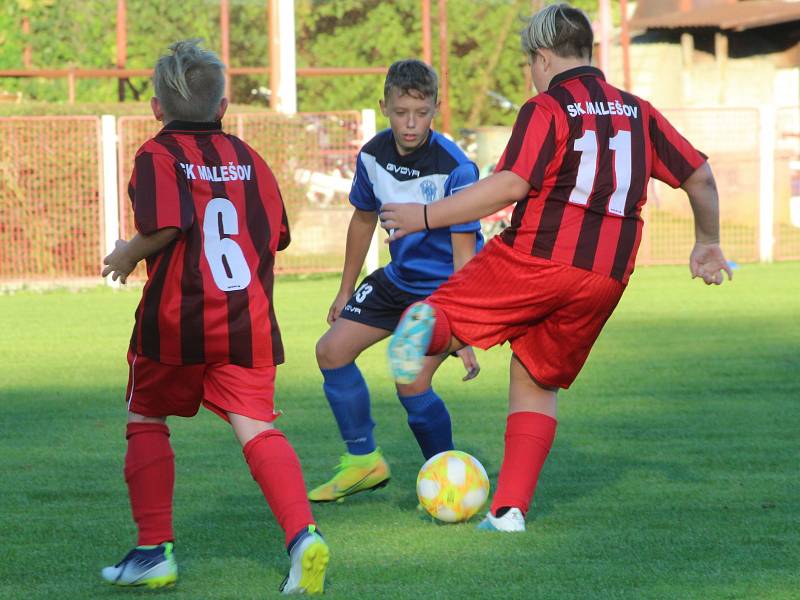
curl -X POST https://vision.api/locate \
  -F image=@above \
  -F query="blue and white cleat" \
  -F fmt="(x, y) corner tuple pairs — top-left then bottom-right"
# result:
(388, 302), (435, 384)
(476, 508), (526, 532)
(101, 542), (177, 588)
(280, 525), (329, 595)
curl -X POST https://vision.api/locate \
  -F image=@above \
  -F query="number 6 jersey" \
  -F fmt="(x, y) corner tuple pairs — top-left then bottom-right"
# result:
(496, 66), (706, 284)
(127, 121), (290, 367)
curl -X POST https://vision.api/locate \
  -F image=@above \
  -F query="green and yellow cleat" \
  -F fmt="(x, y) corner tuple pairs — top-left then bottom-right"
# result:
(308, 449), (391, 502)
(101, 542), (177, 589)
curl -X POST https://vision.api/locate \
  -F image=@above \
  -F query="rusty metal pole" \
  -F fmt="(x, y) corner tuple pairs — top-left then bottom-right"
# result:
(116, 0), (127, 101)
(22, 16), (31, 68)
(269, 0), (280, 111)
(421, 0), (432, 64)
(438, 0), (451, 134)
(620, 0), (631, 90)
(220, 0), (231, 99)
(598, 0), (611, 75)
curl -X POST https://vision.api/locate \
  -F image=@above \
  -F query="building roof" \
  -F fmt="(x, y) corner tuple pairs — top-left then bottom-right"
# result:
(630, 0), (800, 32)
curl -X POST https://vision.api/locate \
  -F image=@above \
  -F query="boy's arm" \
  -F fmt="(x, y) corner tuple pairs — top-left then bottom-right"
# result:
(682, 162), (733, 285)
(450, 231), (481, 380)
(451, 232), (476, 272)
(381, 170), (530, 241)
(102, 227), (180, 284)
(327, 208), (379, 324)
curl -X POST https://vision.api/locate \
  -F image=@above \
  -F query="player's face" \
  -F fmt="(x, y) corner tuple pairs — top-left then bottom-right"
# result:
(380, 88), (437, 155)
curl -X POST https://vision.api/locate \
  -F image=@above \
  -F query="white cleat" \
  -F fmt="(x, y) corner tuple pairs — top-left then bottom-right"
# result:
(280, 526), (329, 595)
(476, 508), (526, 532)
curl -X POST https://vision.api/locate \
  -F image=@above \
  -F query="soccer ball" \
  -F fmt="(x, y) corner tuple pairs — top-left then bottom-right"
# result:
(416, 450), (490, 523)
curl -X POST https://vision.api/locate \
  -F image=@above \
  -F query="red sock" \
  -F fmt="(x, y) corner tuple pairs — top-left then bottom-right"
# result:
(243, 429), (315, 548)
(490, 412), (557, 516)
(125, 422), (175, 546)
(426, 302), (452, 355)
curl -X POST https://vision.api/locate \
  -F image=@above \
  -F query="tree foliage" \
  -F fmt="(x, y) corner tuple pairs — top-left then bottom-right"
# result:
(0, 0), (596, 130)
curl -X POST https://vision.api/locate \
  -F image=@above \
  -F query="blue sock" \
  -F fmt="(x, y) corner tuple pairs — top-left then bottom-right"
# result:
(321, 363), (376, 455)
(397, 388), (454, 460)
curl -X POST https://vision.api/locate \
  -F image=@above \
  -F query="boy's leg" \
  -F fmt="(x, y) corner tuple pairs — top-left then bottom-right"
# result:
(125, 414), (175, 546)
(309, 317), (391, 502)
(102, 354), (201, 588)
(478, 356), (557, 532)
(395, 353), (454, 460)
(316, 318), (388, 456)
(230, 414), (328, 595)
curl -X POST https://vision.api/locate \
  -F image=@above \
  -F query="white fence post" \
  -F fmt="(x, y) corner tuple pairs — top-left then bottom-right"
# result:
(759, 106), (775, 263)
(362, 108), (380, 274)
(101, 114), (120, 288)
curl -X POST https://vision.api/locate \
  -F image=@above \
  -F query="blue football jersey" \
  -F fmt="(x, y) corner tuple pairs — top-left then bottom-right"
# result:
(349, 128), (483, 295)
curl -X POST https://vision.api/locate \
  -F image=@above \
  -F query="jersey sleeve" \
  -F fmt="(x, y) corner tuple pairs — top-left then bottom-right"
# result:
(444, 161), (481, 233)
(349, 152), (377, 211)
(495, 100), (557, 192)
(129, 150), (194, 235)
(647, 105), (707, 188)
(278, 195), (291, 251)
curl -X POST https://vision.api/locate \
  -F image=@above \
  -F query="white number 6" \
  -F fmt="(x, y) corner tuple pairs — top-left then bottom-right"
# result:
(203, 197), (252, 292)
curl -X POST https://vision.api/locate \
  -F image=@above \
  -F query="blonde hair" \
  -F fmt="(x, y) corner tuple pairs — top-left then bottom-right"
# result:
(521, 3), (593, 60)
(153, 39), (226, 122)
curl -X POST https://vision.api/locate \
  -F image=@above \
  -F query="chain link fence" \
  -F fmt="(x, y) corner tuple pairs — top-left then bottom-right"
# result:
(0, 107), (798, 286)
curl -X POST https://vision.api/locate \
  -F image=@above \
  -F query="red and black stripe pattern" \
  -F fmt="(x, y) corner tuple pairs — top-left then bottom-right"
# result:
(128, 121), (288, 367)
(496, 66), (706, 283)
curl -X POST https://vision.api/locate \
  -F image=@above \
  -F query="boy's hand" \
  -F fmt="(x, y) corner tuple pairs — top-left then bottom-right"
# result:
(380, 203), (425, 242)
(327, 289), (353, 325)
(689, 242), (733, 286)
(102, 239), (137, 284)
(456, 346), (480, 381)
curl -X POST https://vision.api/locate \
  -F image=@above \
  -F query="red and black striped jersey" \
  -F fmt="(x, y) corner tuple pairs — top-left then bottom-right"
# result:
(128, 120), (290, 367)
(496, 66), (706, 283)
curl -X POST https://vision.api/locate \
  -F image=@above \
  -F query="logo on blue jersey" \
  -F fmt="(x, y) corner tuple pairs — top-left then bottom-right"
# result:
(420, 180), (437, 204)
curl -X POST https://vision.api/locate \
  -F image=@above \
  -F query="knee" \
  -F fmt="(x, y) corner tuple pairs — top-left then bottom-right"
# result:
(396, 380), (431, 397)
(127, 411), (166, 425)
(315, 336), (338, 369)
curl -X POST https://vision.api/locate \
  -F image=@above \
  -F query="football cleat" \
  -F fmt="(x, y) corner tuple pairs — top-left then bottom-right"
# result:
(101, 542), (177, 588)
(476, 507), (526, 532)
(388, 302), (435, 385)
(308, 449), (390, 502)
(279, 526), (329, 595)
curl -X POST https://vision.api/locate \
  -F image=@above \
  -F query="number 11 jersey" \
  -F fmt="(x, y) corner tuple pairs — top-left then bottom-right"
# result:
(496, 66), (706, 284)
(127, 121), (290, 367)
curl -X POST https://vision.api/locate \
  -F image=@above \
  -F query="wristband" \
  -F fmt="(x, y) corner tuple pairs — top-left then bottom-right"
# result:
(423, 204), (430, 231)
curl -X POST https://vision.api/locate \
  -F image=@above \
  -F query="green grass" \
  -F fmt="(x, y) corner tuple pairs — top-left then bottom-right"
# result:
(1, 263), (798, 599)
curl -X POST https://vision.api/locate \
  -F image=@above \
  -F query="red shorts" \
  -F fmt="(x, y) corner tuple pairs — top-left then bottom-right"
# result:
(125, 351), (280, 422)
(428, 237), (625, 389)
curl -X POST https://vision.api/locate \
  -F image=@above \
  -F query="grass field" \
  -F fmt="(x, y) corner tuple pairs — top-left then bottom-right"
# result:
(1, 262), (798, 599)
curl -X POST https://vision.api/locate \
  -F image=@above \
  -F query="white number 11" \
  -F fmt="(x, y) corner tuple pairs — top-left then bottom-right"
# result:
(568, 129), (632, 216)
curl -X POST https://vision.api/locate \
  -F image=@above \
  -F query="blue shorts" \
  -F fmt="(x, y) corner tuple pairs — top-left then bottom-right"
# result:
(338, 268), (427, 332)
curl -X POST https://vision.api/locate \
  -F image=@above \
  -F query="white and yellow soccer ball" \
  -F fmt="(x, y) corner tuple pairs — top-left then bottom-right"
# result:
(416, 450), (490, 523)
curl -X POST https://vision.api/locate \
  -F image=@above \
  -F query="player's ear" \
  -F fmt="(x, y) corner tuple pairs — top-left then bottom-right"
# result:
(215, 97), (229, 121)
(539, 49), (554, 73)
(379, 98), (388, 117)
(150, 97), (164, 122)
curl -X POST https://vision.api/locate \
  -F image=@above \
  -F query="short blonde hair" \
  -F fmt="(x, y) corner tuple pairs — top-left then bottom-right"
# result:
(521, 3), (593, 60)
(153, 39), (225, 122)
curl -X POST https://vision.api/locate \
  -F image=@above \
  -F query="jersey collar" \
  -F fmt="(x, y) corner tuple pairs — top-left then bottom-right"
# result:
(548, 66), (605, 90)
(393, 129), (432, 164)
(160, 120), (223, 134)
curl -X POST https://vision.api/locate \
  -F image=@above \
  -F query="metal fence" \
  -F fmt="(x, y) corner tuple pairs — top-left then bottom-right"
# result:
(0, 116), (102, 282)
(0, 107), (798, 286)
(116, 111), (364, 276)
